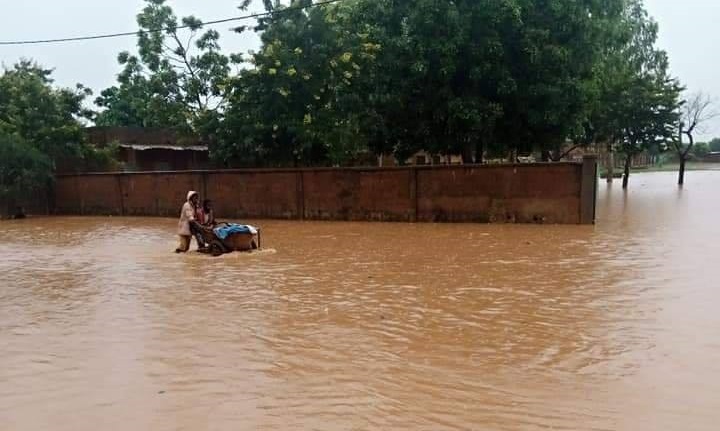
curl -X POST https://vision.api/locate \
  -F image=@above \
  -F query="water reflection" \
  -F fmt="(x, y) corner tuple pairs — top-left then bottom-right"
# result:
(1, 171), (719, 430)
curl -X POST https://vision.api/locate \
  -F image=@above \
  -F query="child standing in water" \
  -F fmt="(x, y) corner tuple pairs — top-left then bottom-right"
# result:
(202, 199), (216, 227)
(193, 199), (207, 249)
(176, 191), (199, 253)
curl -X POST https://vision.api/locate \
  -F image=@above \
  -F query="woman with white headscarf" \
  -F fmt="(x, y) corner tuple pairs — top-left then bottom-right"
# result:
(175, 191), (199, 253)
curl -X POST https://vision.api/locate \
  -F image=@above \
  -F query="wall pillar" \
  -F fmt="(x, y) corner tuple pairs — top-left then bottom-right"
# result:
(296, 171), (305, 220)
(201, 172), (208, 202)
(580, 155), (598, 224)
(409, 168), (418, 222)
(117, 174), (126, 216)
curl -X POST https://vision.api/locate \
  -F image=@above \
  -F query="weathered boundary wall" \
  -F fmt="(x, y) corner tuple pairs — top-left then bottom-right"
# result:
(53, 157), (597, 224)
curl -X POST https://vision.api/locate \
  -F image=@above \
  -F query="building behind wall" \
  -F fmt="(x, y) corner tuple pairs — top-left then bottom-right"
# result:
(84, 126), (210, 171)
(116, 144), (209, 171)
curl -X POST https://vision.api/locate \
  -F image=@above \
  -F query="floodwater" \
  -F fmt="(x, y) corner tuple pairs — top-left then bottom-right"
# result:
(1, 171), (719, 431)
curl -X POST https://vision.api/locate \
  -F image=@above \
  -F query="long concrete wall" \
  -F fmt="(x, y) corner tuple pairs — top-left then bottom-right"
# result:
(53, 157), (597, 224)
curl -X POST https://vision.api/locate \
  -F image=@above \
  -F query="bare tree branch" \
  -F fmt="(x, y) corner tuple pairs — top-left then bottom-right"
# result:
(169, 31), (206, 111)
(678, 91), (717, 159)
(186, 31), (196, 54)
(682, 91), (718, 135)
(162, 43), (179, 56)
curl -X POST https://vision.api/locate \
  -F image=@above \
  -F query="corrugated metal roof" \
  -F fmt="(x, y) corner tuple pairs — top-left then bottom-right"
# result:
(119, 144), (208, 151)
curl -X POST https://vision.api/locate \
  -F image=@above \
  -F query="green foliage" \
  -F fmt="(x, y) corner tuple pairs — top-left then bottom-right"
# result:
(0, 61), (116, 191)
(0, 61), (93, 163)
(587, 0), (681, 187)
(95, 0), (231, 138)
(0, 134), (53, 214)
(216, 0), (676, 167)
(615, 74), (681, 158)
(75, 143), (120, 172)
(14, 0), (685, 178)
(710, 138), (720, 153)
(217, 0), (378, 166)
(691, 142), (710, 159)
(495, 0), (626, 155)
(353, 0), (516, 161)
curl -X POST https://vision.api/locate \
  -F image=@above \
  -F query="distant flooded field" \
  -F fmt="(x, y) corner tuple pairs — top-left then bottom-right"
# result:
(2, 171), (719, 430)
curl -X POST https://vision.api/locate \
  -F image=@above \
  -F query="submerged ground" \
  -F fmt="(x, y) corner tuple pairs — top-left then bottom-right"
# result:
(2, 171), (719, 430)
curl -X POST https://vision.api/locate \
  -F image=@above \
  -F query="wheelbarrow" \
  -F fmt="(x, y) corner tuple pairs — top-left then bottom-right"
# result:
(192, 221), (261, 256)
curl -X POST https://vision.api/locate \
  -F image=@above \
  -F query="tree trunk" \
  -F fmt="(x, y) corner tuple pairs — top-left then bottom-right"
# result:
(678, 156), (686, 186)
(606, 144), (615, 183)
(622, 154), (631, 189)
(46, 178), (56, 215)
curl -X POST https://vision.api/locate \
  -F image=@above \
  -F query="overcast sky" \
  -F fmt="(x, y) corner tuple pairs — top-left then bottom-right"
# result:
(1, 0), (718, 140)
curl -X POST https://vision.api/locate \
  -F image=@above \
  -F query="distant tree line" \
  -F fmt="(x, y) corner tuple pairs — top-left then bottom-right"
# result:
(681, 137), (720, 158)
(0, 0), (712, 206)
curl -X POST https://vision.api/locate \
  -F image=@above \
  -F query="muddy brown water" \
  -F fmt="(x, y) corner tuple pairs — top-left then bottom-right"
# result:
(1, 171), (719, 431)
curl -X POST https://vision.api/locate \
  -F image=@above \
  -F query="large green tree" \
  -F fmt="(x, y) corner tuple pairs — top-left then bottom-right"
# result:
(493, 0), (625, 160)
(345, 0), (625, 162)
(0, 61), (114, 214)
(217, 0), (380, 167)
(215, 0), (677, 171)
(0, 134), (52, 215)
(0, 61), (92, 163)
(218, 0), (627, 166)
(0, 61), (114, 172)
(589, 0), (681, 189)
(347, 0), (512, 163)
(96, 0), (232, 139)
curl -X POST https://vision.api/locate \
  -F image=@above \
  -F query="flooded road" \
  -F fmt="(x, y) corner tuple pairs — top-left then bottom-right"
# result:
(2, 171), (719, 430)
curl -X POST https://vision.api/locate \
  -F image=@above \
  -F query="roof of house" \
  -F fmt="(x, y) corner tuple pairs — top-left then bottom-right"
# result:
(84, 126), (208, 147)
(118, 144), (208, 152)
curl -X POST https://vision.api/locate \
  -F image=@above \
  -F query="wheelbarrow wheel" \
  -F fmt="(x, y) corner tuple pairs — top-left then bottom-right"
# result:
(209, 241), (226, 257)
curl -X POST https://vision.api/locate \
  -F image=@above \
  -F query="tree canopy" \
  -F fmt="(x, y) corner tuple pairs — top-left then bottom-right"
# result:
(0, 61), (115, 214)
(710, 138), (720, 153)
(95, 0), (232, 139)
(0, 61), (93, 163)
(209, 0), (680, 172)
(216, 0), (381, 167)
(88, 0), (684, 178)
(0, 134), (53, 214)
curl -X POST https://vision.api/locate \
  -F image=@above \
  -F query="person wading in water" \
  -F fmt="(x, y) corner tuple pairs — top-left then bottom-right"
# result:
(176, 191), (200, 253)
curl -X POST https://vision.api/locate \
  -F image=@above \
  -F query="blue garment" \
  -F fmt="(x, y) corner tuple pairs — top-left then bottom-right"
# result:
(213, 223), (254, 240)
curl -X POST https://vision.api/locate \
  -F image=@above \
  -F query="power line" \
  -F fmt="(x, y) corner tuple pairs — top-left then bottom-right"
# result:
(0, 0), (345, 46)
